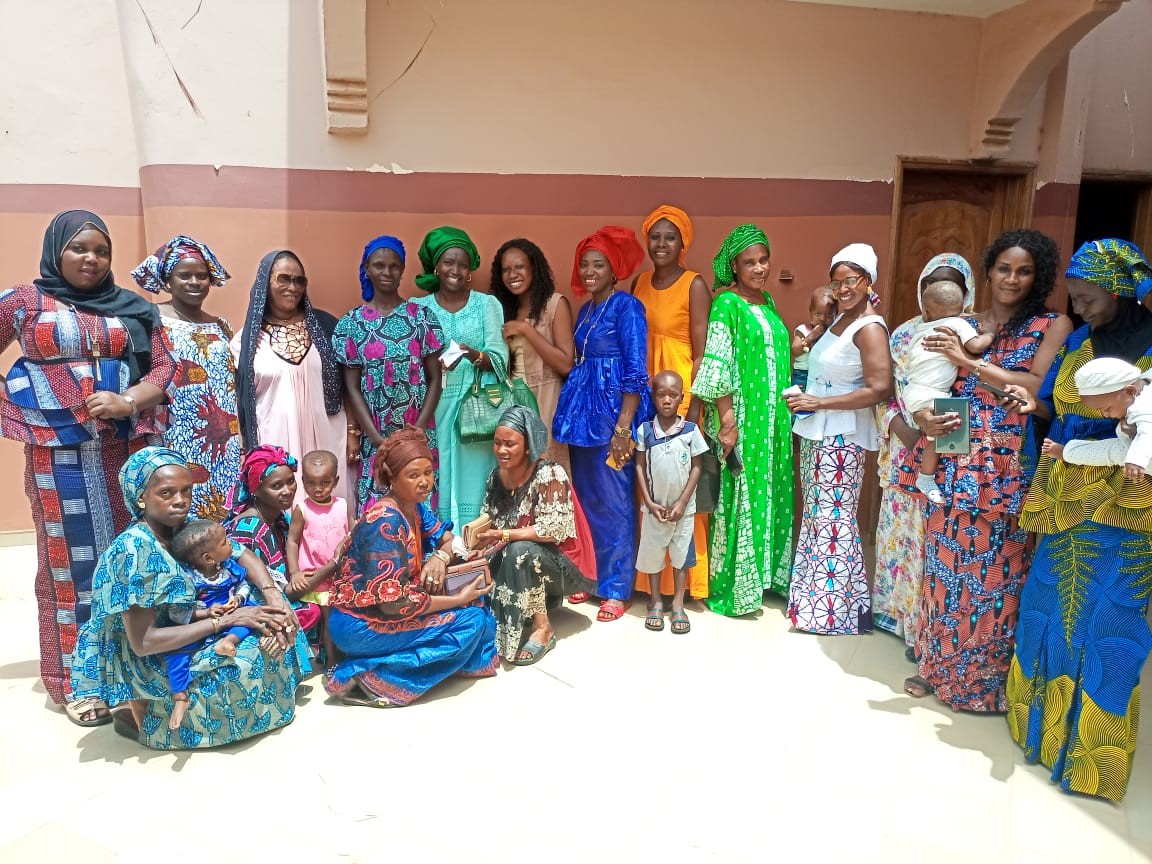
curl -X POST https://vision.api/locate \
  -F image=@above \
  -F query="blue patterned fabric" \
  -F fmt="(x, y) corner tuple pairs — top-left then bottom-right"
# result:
(70, 522), (307, 749)
(568, 443), (636, 601)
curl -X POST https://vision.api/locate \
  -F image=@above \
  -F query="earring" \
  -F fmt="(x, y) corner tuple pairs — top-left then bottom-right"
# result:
(466, 274), (472, 283)
(136, 499), (144, 509)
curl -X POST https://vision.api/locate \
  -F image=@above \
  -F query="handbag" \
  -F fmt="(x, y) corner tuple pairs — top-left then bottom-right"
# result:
(457, 366), (514, 444)
(510, 377), (540, 413)
(444, 559), (492, 595)
(695, 436), (721, 513)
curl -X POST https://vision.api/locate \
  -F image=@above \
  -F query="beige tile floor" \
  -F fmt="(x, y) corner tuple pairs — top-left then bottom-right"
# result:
(1, 540), (1150, 863)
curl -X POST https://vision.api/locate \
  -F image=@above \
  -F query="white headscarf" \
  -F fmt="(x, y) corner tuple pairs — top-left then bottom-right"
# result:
(830, 243), (878, 284)
(917, 253), (976, 314)
(1074, 357), (1145, 395)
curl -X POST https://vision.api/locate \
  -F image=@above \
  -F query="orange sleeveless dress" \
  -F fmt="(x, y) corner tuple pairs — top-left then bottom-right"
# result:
(633, 270), (709, 599)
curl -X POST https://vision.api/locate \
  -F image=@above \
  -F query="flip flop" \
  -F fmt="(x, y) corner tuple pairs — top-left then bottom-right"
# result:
(645, 607), (665, 631)
(567, 592), (591, 604)
(111, 709), (140, 741)
(904, 675), (933, 698)
(513, 634), (557, 666)
(341, 678), (397, 708)
(597, 600), (630, 622)
(670, 611), (691, 634)
(65, 696), (112, 727)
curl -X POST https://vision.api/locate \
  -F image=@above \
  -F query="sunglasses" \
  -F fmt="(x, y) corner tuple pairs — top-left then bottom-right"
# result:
(273, 273), (309, 289)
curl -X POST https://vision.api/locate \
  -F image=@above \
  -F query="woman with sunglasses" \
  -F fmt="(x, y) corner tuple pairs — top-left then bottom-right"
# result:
(233, 250), (352, 508)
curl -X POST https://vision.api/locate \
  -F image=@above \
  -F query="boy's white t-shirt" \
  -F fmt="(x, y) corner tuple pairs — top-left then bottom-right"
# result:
(636, 417), (709, 516)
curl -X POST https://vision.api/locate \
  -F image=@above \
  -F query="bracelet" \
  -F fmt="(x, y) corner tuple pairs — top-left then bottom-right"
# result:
(122, 393), (139, 416)
(255, 583), (276, 591)
(614, 425), (631, 438)
(720, 423), (737, 431)
(433, 548), (451, 564)
(501, 529), (511, 543)
(476, 351), (486, 366)
(211, 617), (221, 634)
(347, 425), (361, 435)
(973, 358), (990, 380)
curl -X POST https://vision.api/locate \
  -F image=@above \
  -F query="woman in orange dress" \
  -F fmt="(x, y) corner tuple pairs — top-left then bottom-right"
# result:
(631, 204), (713, 602)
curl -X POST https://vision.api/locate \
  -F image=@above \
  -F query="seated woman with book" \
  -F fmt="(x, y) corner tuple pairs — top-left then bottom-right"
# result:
(474, 406), (596, 666)
(324, 427), (498, 708)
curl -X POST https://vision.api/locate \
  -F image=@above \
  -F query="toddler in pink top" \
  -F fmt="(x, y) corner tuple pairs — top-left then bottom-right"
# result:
(287, 450), (350, 666)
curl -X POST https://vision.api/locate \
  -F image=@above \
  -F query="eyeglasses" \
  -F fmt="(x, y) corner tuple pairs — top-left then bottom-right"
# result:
(273, 273), (308, 289)
(829, 275), (868, 291)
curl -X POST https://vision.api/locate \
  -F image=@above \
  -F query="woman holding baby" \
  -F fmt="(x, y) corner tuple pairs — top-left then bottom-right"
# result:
(1006, 238), (1152, 803)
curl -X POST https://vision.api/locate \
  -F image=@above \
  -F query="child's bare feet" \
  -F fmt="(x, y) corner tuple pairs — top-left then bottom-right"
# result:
(1041, 438), (1064, 460)
(169, 692), (189, 730)
(213, 634), (241, 658)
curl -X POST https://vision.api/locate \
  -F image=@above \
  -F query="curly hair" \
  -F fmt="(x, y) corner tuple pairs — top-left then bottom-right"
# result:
(982, 228), (1060, 346)
(488, 238), (557, 324)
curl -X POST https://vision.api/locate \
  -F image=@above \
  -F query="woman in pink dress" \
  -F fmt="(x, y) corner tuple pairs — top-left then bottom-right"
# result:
(232, 250), (352, 508)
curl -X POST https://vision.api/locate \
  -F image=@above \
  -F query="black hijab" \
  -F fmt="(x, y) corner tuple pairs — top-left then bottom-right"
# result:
(1089, 297), (1152, 361)
(34, 210), (160, 382)
(235, 250), (343, 449)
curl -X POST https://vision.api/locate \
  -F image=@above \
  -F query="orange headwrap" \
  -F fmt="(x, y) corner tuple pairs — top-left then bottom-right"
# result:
(570, 226), (645, 297)
(641, 204), (694, 267)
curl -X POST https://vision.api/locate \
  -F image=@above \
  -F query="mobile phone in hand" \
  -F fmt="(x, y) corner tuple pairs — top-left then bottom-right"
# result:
(975, 380), (1025, 405)
(725, 446), (744, 475)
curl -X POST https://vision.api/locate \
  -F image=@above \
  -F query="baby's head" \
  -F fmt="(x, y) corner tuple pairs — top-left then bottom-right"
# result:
(651, 370), (684, 419)
(301, 450), (339, 505)
(172, 519), (232, 575)
(1075, 357), (1145, 419)
(810, 285), (836, 326)
(920, 280), (966, 323)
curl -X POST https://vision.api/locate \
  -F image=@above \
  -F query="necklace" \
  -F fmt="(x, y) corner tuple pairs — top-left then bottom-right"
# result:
(574, 291), (615, 365)
(651, 267), (684, 289)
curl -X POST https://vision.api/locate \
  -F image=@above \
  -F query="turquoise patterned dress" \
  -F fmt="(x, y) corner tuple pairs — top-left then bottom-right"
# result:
(70, 522), (308, 750)
(412, 291), (509, 526)
(332, 302), (444, 509)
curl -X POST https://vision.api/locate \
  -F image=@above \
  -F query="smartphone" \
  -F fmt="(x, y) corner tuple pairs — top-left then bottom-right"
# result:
(975, 380), (1025, 405)
(725, 446), (744, 475)
(933, 397), (971, 454)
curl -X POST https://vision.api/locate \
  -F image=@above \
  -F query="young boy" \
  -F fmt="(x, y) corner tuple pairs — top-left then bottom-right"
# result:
(168, 519), (257, 729)
(898, 280), (994, 504)
(791, 285), (836, 389)
(286, 450), (349, 668)
(1042, 356), (1152, 479)
(635, 370), (709, 635)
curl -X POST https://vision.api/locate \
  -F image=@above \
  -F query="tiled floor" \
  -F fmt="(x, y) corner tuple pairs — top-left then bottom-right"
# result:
(1, 540), (1149, 863)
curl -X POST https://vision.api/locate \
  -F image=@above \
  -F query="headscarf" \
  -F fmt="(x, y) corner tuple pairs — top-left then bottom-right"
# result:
(119, 446), (188, 518)
(571, 226), (645, 296)
(415, 227), (480, 293)
(917, 253), (976, 314)
(1066, 239), (1152, 300)
(497, 405), (550, 462)
(1074, 357), (1145, 396)
(231, 445), (298, 512)
(33, 209), (161, 383)
(830, 242), (881, 307)
(234, 250), (343, 448)
(358, 235), (406, 302)
(372, 426), (434, 488)
(712, 224), (770, 289)
(130, 234), (231, 295)
(642, 205), (694, 267)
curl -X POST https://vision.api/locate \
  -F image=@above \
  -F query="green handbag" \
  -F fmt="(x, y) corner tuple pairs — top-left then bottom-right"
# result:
(457, 367), (542, 444)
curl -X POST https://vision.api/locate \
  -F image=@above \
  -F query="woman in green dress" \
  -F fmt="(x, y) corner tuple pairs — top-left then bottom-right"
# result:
(411, 227), (509, 526)
(693, 225), (794, 616)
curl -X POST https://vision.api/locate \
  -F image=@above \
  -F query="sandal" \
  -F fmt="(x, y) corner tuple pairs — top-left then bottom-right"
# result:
(341, 679), (396, 708)
(903, 675), (932, 698)
(645, 606), (665, 632)
(597, 600), (630, 622)
(65, 696), (112, 727)
(670, 611), (691, 634)
(567, 592), (591, 604)
(513, 634), (557, 667)
(111, 709), (140, 741)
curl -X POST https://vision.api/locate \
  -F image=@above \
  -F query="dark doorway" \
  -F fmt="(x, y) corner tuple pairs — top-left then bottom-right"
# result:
(1068, 179), (1152, 323)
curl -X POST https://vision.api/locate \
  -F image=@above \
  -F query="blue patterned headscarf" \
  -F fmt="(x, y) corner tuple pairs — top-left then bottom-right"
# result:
(917, 252), (976, 313)
(359, 235), (406, 302)
(1065, 239), (1152, 301)
(119, 446), (188, 517)
(130, 235), (231, 294)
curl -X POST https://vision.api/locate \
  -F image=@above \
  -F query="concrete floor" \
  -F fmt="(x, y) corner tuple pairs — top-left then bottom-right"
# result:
(1, 540), (1149, 864)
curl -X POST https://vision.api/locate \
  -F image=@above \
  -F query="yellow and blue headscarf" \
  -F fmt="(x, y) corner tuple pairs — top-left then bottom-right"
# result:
(130, 235), (230, 295)
(358, 235), (406, 302)
(1066, 239), (1152, 301)
(119, 446), (188, 518)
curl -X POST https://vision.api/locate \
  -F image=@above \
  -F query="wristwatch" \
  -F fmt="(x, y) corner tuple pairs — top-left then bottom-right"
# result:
(122, 393), (139, 416)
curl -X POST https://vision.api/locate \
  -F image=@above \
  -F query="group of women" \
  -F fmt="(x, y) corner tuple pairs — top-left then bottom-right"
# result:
(5, 206), (1152, 804)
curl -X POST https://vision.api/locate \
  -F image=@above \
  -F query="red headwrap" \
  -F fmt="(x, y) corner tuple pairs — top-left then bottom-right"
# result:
(570, 226), (645, 297)
(232, 445), (298, 511)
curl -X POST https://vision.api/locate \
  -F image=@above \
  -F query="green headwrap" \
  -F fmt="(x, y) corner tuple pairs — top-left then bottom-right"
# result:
(712, 224), (771, 289)
(415, 226), (481, 292)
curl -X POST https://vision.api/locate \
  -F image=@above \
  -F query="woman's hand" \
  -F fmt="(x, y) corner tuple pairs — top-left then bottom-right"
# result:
(287, 570), (312, 598)
(458, 575), (493, 604)
(913, 407), (961, 438)
(502, 321), (531, 339)
(1001, 384), (1036, 414)
(475, 528), (505, 545)
(718, 423), (739, 456)
(225, 606), (295, 656)
(922, 327), (972, 367)
(785, 393), (822, 413)
(420, 556), (447, 594)
(609, 434), (633, 467)
(85, 392), (135, 420)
